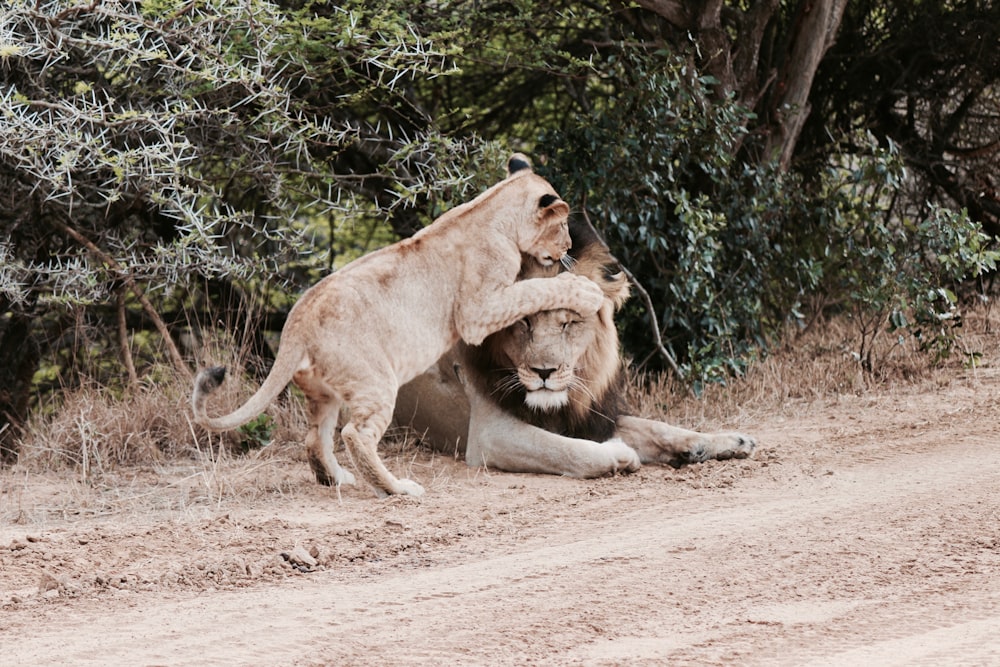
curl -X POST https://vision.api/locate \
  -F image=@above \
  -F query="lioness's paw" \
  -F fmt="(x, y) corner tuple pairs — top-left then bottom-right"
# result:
(394, 478), (426, 497)
(310, 460), (357, 488)
(555, 273), (605, 314)
(603, 438), (642, 474)
(334, 468), (357, 487)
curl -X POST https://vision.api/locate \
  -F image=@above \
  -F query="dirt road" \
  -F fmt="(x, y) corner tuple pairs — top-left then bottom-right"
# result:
(2, 371), (999, 665)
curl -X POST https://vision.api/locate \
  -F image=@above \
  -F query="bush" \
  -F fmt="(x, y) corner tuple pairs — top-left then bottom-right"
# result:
(539, 53), (814, 387)
(540, 52), (997, 385)
(812, 137), (999, 372)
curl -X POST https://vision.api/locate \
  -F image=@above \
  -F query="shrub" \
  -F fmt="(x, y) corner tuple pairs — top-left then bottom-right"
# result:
(539, 53), (814, 387)
(540, 52), (997, 385)
(813, 137), (999, 372)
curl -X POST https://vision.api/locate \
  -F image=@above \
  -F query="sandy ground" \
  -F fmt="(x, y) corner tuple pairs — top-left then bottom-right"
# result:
(2, 367), (999, 666)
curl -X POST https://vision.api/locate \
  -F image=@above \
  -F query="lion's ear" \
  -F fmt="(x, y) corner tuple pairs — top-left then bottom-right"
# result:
(507, 153), (533, 176)
(601, 266), (631, 310)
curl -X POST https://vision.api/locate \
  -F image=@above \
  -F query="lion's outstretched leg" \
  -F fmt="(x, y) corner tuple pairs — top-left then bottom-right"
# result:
(616, 415), (756, 468)
(342, 392), (424, 498)
(305, 397), (356, 489)
(464, 390), (640, 478)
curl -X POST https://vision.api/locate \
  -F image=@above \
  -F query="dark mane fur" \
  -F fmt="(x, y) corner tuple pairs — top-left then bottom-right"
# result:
(463, 216), (628, 442)
(464, 341), (625, 442)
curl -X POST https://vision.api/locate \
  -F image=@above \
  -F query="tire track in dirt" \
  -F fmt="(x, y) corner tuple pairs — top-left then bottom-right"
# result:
(6, 428), (999, 666)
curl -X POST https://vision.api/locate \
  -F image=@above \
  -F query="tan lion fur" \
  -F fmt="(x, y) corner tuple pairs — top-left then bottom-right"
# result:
(395, 217), (756, 478)
(192, 155), (605, 498)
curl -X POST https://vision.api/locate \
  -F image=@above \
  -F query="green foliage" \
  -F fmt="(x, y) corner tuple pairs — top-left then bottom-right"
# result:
(541, 52), (997, 383)
(1, 0), (996, 432)
(0, 0), (493, 401)
(539, 53), (813, 383)
(0, 1), (480, 308)
(815, 137), (1000, 371)
(238, 414), (275, 452)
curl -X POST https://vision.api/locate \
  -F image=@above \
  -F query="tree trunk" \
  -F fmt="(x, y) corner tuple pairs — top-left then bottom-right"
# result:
(632, 0), (778, 102)
(0, 312), (41, 462)
(633, 0), (847, 171)
(764, 0), (849, 169)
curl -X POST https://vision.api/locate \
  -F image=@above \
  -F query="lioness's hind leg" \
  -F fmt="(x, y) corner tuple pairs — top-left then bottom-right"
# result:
(342, 397), (424, 498)
(305, 398), (356, 488)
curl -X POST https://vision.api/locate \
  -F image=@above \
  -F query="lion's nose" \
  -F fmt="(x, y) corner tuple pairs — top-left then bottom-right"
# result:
(532, 367), (555, 381)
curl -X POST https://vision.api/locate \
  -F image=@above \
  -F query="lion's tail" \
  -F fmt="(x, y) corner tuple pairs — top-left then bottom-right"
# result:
(191, 346), (302, 432)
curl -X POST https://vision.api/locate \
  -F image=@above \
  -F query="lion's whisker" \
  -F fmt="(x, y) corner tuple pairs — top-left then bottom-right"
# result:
(571, 393), (617, 426)
(567, 375), (619, 425)
(569, 373), (597, 403)
(490, 372), (523, 401)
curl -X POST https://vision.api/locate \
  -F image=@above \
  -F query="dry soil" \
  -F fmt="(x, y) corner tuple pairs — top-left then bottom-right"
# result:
(2, 369), (999, 666)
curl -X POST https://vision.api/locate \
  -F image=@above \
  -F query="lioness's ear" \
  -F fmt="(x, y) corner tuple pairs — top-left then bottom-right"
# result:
(538, 194), (569, 220)
(539, 194), (559, 208)
(507, 153), (532, 176)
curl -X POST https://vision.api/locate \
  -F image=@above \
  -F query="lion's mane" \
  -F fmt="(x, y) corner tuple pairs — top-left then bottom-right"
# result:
(463, 217), (630, 442)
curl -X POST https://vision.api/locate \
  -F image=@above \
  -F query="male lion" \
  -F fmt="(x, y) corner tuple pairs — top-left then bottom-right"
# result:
(395, 217), (756, 477)
(192, 155), (605, 497)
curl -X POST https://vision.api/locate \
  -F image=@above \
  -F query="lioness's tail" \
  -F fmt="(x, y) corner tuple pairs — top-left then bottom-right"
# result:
(191, 349), (301, 432)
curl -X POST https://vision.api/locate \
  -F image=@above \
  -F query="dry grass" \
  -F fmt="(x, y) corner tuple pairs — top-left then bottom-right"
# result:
(18, 376), (193, 473)
(626, 304), (999, 431)
(13, 323), (311, 477)
(5, 305), (997, 523)
(4, 324), (441, 522)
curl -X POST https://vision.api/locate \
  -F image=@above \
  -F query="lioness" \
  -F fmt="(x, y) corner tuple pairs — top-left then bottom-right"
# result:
(395, 217), (756, 477)
(192, 155), (605, 497)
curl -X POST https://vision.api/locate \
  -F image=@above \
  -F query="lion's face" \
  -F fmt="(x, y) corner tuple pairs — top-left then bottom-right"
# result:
(500, 309), (595, 411)
(463, 215), (629, 440)
(479, 215), (630, 426)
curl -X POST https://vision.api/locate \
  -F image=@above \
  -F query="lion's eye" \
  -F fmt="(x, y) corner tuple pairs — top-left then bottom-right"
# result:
(518, 318), (532, 332)
(561, 320), (580, 332)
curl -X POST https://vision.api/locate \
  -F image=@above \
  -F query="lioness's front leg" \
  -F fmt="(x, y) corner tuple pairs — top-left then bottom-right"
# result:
(458, 273), (604, 345)
(616, 415), (756, 468)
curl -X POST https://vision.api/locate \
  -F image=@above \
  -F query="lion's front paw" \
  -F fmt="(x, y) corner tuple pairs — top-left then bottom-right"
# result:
(668, 432), (756, 467)
(713, 432), (756, 460)
(603, 438), (642, 474)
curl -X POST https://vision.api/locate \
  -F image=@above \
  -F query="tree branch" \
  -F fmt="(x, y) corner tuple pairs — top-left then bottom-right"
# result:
(766, 0), (849, 169)
(632, 0), (691, 29)
(116, 288), (139, 390)
(50, 216), (193, 381)
(579, 202), (683, 379)
(620, 265), (684, 380)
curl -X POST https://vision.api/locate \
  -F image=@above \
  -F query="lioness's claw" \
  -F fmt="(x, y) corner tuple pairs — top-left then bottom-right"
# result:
(556, 273), (604, 314)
